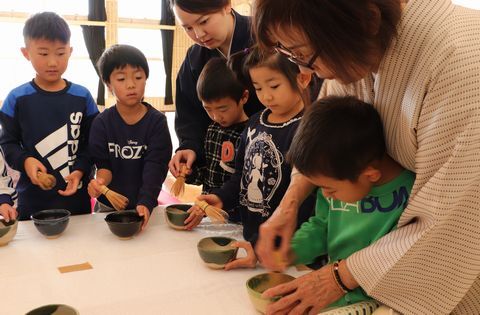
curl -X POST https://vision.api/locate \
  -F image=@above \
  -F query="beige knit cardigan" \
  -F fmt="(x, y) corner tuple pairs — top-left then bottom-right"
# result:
(319, 0), (480, 313)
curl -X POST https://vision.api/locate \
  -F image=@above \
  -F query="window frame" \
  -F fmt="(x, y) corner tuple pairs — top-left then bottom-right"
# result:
(0, 1), (175, 112)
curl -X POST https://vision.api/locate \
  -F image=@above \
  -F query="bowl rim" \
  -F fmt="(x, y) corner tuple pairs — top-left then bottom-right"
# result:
(30, 209), (71, 222)
(0, 219), (17, 228)
(104, 211), (143, 224)
(26, 303), (79, 315)
(165, 204), (191, 213)
(245, 272), (296, 298)
(197, 236), (237, 252)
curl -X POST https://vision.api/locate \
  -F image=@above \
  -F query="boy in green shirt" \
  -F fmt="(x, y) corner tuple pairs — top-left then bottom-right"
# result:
(286, 96), (415, 308)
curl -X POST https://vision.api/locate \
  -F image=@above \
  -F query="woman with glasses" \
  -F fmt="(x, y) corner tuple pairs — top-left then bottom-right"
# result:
(253, 0), (480, 314)
(167, 0), (263, 178)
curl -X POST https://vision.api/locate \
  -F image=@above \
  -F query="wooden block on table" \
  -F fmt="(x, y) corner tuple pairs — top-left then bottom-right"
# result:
(58, 262), (93, 273)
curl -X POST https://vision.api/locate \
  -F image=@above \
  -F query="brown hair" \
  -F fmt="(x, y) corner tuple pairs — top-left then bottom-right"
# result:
(169, 0), (230, 14)
(253, 0), (402, 82)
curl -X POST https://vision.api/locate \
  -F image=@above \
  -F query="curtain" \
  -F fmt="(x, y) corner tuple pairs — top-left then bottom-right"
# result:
(160, 0), (175, 106)
(82, 0), (107, 105)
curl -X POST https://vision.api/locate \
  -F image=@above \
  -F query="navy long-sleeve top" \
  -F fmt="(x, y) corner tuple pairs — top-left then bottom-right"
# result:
(213, 109), (315, 245)
(89, 103), (172, 212)
(0, 79), (99, 219)
(174, 10), (264, 165)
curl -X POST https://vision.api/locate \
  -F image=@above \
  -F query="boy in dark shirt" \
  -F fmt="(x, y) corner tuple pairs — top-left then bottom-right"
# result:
(88, 44), (172, 229)
(0, 12), (99, 220)
(180, 57), (249, 226)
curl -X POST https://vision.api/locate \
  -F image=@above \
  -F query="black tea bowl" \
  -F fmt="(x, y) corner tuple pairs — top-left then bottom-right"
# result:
(31, 209), (71, 239)
(105, 210), (143, 239)
(26, 304), (79, 315)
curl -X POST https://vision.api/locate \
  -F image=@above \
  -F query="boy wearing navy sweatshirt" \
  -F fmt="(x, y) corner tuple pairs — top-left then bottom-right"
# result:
(88, 44), (172, 229)
(0, 12), (98, 220)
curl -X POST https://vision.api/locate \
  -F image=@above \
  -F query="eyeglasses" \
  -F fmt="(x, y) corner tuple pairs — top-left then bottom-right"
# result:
(274, 42), (318, 70)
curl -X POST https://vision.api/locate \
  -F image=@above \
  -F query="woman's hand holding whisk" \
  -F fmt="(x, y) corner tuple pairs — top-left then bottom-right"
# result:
(168, 149), (196, 177)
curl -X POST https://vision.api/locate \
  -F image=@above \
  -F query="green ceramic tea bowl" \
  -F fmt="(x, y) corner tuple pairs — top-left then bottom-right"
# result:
(165, 204), (191, 230)
(246, 272), (296, 314)
(197, 236), (238, 269)
(0, 219), (17, 246)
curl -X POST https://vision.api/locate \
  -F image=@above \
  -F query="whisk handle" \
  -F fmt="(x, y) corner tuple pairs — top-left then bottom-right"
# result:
(100, 185), (110, 196)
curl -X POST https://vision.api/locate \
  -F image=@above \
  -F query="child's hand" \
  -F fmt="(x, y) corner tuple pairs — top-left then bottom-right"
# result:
(24, 157), (47, 187)
(184, 194), (223, 230)
(184, 194), (224, 230)
(58, 170), (83, 196)
(87, 178), (105, 198)
(136, 205), (150, 230)
(168, 150), (196, 177)
(0, 204), (17, 222)
(184, 204), (205, 230)
(197, 194), (224, 209)
(224, 241), (258, 270)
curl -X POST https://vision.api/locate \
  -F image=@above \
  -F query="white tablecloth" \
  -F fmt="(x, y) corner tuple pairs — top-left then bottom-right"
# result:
(1, 206), (306, 315)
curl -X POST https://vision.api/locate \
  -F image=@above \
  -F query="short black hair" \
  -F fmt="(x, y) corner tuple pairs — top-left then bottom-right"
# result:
(197, 57), (245, 103)
(97, 44), (149, 84)
(169, 0), (230, 14)
(241, 46), (310, 105)
(287, 96), (386, 181)
(23, 12), (71, 44)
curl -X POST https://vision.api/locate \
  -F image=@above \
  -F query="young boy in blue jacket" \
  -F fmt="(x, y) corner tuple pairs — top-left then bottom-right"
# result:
(0, 12), (98, 220)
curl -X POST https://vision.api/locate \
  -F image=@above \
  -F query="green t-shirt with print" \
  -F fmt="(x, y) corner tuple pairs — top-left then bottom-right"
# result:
(291, 169), (415, 308)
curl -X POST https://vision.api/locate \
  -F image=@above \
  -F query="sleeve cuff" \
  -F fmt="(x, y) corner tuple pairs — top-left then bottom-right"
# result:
(212, 188), (235, 211)
(95, 159), (111, 171)
(0, 194), (14, 206)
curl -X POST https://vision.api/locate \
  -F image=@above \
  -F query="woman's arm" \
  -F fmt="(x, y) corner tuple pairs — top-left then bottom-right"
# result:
(255, 170), (315, 270)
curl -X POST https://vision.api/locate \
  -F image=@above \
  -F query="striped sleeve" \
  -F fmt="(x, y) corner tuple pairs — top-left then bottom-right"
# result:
(0, 148), (16, 205)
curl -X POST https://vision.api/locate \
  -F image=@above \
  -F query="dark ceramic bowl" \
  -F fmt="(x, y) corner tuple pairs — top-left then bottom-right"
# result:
(105, 210), (143, 239)
(31, 209), (71, 239)
(246, 272), (296, 314)
(164, 204), (191, 230)
(197, 236), (238, 269)
(26, 304), (79, 315)
(0, 219), (18, 246)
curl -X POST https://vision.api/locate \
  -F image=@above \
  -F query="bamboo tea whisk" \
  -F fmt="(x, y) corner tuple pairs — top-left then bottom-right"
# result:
(194, 199), (229, 224)
(37, 171), (56, 190)
(100, 185), (129, 211)
(171, 164), (188, 197)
